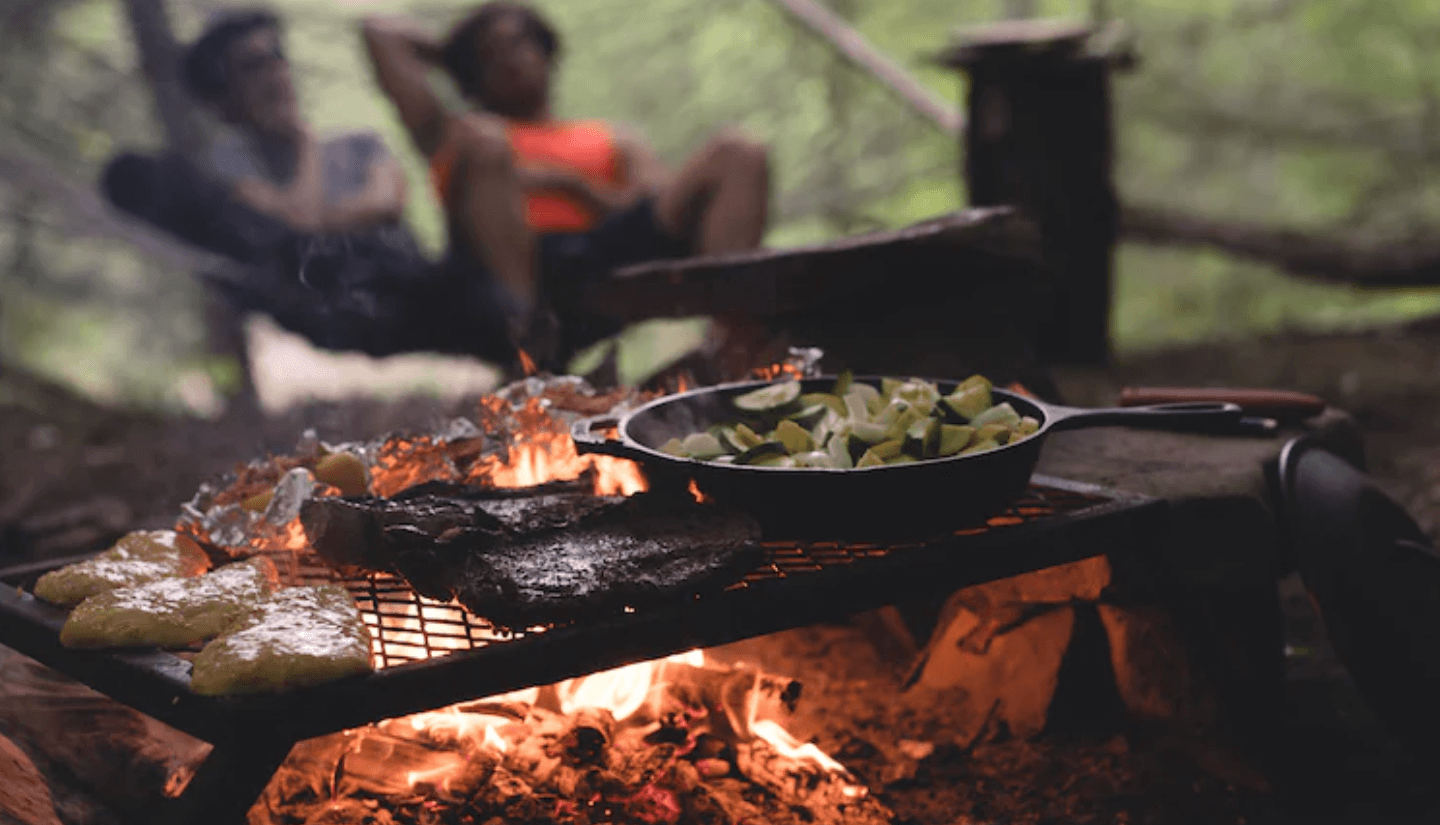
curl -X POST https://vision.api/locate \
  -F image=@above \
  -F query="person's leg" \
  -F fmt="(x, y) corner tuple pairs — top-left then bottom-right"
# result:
(652, 126), (770, 254)
(449, 115), (539, 323)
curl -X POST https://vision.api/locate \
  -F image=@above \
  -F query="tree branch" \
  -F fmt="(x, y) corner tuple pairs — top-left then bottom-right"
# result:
(1121, 202), (1440, 287)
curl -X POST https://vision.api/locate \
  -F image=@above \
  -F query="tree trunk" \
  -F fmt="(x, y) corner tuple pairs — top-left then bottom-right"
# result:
(121, 0), (203, 161)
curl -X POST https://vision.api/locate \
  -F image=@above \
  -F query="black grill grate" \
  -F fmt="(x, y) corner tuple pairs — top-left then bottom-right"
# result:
(265, 482), (1112, 669)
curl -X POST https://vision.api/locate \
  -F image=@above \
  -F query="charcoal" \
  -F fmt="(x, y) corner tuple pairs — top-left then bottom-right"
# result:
(300, 489), (762, 629)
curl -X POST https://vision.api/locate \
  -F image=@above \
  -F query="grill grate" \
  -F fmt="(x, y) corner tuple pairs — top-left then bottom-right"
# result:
(259, 482), (1112, 670)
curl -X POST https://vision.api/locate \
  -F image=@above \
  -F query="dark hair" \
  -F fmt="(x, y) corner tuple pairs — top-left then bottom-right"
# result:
(441, 2), (560, 104)
(182, 7), (282, 104)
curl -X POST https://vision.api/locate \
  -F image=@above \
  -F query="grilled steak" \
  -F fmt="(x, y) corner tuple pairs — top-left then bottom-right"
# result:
(300, 488), (762, 628)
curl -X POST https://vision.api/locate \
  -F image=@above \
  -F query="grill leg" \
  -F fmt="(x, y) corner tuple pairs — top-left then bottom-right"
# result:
(160, 734), (294, 825)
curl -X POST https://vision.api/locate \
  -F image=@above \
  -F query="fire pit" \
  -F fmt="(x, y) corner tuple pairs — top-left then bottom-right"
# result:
(0, 376), (1166, 824)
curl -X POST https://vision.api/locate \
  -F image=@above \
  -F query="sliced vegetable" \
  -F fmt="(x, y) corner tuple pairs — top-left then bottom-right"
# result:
(939, 424), (975, 456)
(661, 373), (1039, 471)
(855, 449), (884, 468)
(774, 420), (814, 455)
(735, 441), (789, 465)
(734, 380), (801, 412)
(681, 432), (726, 460)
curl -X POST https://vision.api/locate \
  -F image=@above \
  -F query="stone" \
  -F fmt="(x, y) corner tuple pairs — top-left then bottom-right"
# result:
(907, 604), (1075, 741)
(949, 557), (1111, 614)
(1097, 604), (1222, 731)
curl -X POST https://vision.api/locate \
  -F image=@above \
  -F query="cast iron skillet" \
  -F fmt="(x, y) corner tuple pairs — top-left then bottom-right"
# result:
(572, 376), (1243, 539)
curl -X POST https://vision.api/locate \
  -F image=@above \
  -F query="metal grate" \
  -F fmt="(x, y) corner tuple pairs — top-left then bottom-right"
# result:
(255, 482), (1112, 670)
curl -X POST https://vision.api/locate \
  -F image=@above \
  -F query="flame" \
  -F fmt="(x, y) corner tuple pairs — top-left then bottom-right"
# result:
(752, 362), (804, 381)
(687, 480), (711, 503)
(675, 373), (691, 392)
(467, 396), (647, 496)
(517, 349), (538, 376)
(556, 649), (704, 721)
(749, 719), (846, 773)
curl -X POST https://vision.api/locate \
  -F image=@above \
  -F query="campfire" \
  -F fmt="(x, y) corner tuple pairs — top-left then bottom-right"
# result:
(169, 374), (886, 825)
(251, 649), (885, 825)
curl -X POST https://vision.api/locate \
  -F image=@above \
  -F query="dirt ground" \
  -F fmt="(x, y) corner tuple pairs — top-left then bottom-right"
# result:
(4, 317), (1440, 823)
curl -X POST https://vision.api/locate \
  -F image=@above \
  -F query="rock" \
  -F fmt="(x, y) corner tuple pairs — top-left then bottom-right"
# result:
(0, 732), (62, 825)
(1097, 604), (1223, 731)
(907, 604), (1076, 741)
(950, 557), (1111, 614)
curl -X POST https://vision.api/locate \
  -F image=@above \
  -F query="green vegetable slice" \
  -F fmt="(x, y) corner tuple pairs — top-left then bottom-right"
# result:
(801, 393), (847, 418)
(661, 438), (687, 457)
(969, 402), (1021, 430)
(734, 441), (789, 465)
(944, 386), (991, 421)
(827, 433), (854, 468)
(855, 449), (884, 468)
(843, 392), (870, 422)
(850, 382), (884, 415)
(962, 438), (1000, 455)
(870, 439), (905, 460)
(939, 424), (975, 456)
(774, 420), (814, 454)
(786, 403), (830, 429)
(850, 421), (890, 444)
(832, 369), (854, 397)
(1015, 416), (1041, 437)
(733, 423), (764, 449)
(794, 450), (833, 468)
(975, 423), (1010, 445)
(734, 380), (801, 412)
(681, 432), (726, 460)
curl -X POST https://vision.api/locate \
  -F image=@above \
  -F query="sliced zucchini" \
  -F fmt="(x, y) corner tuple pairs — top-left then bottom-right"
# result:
(733, 423), (765, 449)
(843, 392), (870, 423)
(734, 380), (801, 412)
(969, 402), (1022, 430)
(827, 433), (854, 468)
(735, 441), (789, 465)
(944, 386), (991, 421)
(681, 432), (726, 460)
(832, 369), (854, 397)
(794, 450), (833, 468)
(962, 438), (1001, 455)
(975, 423), (1010, 445)
(773, 420), (814, 455)
(660, 437), (687, 457)
(1014, 416), (1041, 437)
(870, 438), (905, 460)
(850, 382), (884, 415)
(855, 449), (884, 468)
(800, 392), (847, 418)
(939, 424), (975, 456)
(850, 421), (890, 444)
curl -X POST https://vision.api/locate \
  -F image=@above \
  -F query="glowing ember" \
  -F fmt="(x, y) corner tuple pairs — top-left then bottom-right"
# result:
(750, 719), (847, 774)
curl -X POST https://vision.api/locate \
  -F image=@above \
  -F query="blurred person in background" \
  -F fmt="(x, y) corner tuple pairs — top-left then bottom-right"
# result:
(182, 7), (415, 246)
(361, 1), (771, 365)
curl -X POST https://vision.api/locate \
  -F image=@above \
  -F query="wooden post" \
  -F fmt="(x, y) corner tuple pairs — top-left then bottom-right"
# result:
(941, 21), (1135, 366)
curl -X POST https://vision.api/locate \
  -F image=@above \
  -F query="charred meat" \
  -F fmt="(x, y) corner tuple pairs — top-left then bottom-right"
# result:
(300, 488), (762, 628)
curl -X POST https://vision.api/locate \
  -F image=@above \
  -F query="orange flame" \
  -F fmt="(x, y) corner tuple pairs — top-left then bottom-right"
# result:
(467, 396), (647, 496)
(675, 373), (691, 392)
(687, 480), (710, 503)
(517, 349), (538, 377)
(751, 362), (804, 381)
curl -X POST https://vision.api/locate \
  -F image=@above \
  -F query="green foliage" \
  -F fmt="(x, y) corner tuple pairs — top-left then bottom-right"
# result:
(7, 0), (1440, 409)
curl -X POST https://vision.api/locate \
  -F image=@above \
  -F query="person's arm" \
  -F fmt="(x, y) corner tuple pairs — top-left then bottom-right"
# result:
(231, 125), (328, 232)
(518, 123), (668, 217)
(318, 152), (408, 233)
(361, 15), (449, 158)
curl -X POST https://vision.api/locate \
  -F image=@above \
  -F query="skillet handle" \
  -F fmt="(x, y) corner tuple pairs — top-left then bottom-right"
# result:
(570, 415), (645, 460)
(1044, 401), (1247, 433)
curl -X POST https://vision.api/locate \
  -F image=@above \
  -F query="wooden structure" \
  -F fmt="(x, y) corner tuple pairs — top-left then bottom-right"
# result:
(580, 207), (1061, 398)
(940, 20), (1136, 366)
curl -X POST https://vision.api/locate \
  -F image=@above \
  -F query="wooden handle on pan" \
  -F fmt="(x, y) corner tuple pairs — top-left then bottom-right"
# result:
(1118, 387), (1326, 421)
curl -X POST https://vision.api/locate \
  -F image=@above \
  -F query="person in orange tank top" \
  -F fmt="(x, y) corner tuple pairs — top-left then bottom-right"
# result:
(362, 3), (770, 367)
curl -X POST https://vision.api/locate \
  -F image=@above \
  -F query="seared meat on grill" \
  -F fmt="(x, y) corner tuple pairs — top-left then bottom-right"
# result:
(299, 487), (762, 628)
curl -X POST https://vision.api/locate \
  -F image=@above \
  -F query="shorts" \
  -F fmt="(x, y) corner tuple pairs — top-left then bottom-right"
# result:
(537, 197), (691, 289)
(537, 198), (692, 353)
